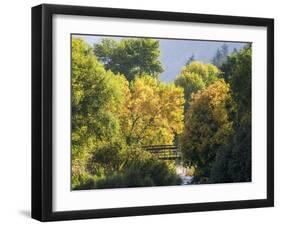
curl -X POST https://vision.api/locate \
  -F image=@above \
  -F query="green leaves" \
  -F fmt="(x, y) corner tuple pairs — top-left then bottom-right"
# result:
(71, 38), (129, 185)
(71, 37), (252, 188)
(94, 38), (163, 81)
(210, 45), (252, 183)
(71, 38), (183, 189)
(72, 39), (128, 145)
(175, 61), (221, 111)
(222, 44), (252, 124)
(180, 79), (234, 179)
(180, 46), (252, 183)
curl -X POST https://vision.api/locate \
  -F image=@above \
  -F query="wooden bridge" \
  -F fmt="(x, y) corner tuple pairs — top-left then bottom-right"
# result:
(142, 145), (181, 160)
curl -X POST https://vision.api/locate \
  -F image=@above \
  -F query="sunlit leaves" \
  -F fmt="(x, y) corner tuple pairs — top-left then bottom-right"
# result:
(71, 37), (252, 188)
(122, 76), (185, 145)
(71, 38), (184, 189)
(175, 61), (221, 110)
(71, 38), (129, 184)
(181, 79), (234, 179)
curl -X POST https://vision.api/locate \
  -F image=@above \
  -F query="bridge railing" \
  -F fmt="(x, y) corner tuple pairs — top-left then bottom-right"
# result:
(142, 145), (181, 160)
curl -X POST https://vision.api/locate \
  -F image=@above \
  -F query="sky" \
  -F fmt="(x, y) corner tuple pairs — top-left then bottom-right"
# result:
(73, 34), (247, 83)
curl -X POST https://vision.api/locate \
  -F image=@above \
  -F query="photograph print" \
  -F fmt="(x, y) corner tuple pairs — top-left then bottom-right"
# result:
(71, 34), (252, 190)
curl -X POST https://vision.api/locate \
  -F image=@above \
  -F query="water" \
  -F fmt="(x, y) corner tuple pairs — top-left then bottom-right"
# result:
(176, 163), (193, 185)
(180, 175), (193, 185)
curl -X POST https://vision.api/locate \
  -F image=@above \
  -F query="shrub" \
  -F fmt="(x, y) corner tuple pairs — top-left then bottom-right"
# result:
(94, 158), (181, 189)
(72, 172), (96, 190)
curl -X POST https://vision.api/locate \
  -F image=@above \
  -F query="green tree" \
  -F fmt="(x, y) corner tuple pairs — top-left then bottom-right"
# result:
(181, 79), (234, 181)
(175, 61), (221, 111)
(71, 38), (129, 188)
(210, 123), (251, 183)
(71, 38), (184, 190)
(210, 45), (252, 183)
(94, 38), (163, 81)
(212, 44), (229, 68)
(185, 54), (195, 66)
(221, 44), (252, 120)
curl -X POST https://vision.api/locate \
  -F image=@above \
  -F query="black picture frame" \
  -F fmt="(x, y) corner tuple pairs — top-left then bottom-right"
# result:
(32, 3), (274, 222)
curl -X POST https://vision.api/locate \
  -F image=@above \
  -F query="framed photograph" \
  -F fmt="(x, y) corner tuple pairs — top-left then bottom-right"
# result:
(32, 4), (274, 221)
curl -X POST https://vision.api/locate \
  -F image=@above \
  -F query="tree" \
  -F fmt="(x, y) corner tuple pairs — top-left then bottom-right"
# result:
(121, 75), (185, 145)
(180, 79), (234, 180)
(185, 54), (195, 66)
(210, 123), (251, 183)
(221, 44), (252, 121)
(71, 38), (185, 189)
(94, 38), (163, 81)
(175, 61), (221, 111)
(212, 44), (229, 68)
(72, 38), (129, 148)
(71, 38), (129, 187)
(210, 45), (252, 183)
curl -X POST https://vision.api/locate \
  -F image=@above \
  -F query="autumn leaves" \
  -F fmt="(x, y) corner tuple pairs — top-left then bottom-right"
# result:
(71, 37), (252, 189)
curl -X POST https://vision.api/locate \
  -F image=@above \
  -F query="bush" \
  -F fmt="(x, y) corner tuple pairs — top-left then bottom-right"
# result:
(94, 158), (181, 189)
(72, 172), (96, 190)
(74, 147), (182, 189)
(74, 144), (182, 190)
(210, 125), (251, 183)
(86, 140), (127, 176)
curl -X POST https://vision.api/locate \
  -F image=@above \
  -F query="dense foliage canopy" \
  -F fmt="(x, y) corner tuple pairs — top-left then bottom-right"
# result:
(122, 75), (184, 145)
(175, 61), (221, 110)
(94, 38), (163, 81)
(181, 79), (234, 180)
(210, 45), (252, 183)
(71, 37), (252, 188)
(71, 38), (183, 189)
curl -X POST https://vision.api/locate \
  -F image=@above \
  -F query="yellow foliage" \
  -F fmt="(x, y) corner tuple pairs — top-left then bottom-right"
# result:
(181, 61), (221, 82)
(121, 76), (185, 145)
(181, 79), (233, 175)
(175, 61), (221, 111)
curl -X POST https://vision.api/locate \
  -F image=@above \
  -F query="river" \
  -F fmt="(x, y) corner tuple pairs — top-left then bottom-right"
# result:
(176, 163), (193, 185)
